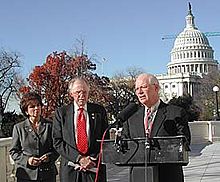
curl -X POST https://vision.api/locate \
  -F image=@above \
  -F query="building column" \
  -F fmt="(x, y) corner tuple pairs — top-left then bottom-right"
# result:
(187, 82), (190, 95)
(178, 82), (184, 96)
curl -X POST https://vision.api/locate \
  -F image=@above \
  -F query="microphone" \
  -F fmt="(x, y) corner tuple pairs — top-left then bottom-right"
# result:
(108, 102), (138, 129)
(117, 102), (138, 124)
(113, 103), (138, 153)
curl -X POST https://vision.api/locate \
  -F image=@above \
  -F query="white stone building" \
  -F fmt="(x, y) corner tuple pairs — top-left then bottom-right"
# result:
(157, 4), (219, 102)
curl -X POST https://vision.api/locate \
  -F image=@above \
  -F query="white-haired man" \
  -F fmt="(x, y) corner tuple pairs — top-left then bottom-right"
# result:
(53, 77), (109, 182)
(122, 73), (191, 182)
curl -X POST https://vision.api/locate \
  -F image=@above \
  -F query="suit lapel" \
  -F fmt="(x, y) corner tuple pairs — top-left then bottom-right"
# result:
(129, 107), (145, 138)
(24, 118), (46, 139)
(38, 118), (46, 137)
(150, 101), (167, 137)
(66, 104), (77, 146)
(23, 119), (38, 139)
(87, 104), (96, 146)
(138, 107), (145, 136)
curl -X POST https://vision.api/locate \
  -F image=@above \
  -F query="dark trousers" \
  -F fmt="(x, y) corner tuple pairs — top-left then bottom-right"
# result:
(17, 176), (56, 182)
(129, 166), (159, 182)
(129, 165), (183, 182)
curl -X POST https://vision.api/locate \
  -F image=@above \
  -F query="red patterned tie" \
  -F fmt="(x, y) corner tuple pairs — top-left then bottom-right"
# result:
(144, 109), (151, 136)
(76, 108), (88, 154)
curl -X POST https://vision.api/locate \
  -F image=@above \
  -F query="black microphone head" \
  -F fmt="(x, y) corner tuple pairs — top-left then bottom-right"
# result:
(118, 102), (138, 122)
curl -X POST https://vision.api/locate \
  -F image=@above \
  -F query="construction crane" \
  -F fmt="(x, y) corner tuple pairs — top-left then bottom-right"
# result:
(162, 32), (220, 40)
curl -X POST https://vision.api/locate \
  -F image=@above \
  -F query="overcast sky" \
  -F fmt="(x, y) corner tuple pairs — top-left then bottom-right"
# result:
(1, 0), (220, 78)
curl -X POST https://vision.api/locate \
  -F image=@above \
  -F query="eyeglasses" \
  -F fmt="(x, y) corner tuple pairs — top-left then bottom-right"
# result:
(72, 90), (88, 95)
(134, 83), (158, 92)
(134, 84), (149, 92)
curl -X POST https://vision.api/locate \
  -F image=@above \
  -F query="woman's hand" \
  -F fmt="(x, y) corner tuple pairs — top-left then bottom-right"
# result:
(39, 154), (49, 163)
(28, 156), (42, 166)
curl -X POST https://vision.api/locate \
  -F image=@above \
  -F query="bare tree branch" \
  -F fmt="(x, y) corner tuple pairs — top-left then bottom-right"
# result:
(0, 50), (22, 115)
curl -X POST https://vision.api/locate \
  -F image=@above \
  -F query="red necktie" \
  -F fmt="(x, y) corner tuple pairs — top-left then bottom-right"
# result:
(144, 109), (151, 136)
(76, 108), (88, 154)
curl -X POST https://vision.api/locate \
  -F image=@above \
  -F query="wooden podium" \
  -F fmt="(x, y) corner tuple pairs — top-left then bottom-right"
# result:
(100, 135), (189, 182)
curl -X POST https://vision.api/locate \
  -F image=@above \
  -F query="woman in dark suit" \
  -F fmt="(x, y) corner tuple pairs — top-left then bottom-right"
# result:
(9, 92), (59, 182)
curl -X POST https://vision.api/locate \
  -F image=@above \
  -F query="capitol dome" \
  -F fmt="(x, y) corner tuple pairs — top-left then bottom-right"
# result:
(167, 4), (218, 75)
(174, 30), (209, 47)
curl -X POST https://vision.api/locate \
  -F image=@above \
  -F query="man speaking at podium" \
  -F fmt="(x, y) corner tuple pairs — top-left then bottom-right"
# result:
(122, 73), (191, 182)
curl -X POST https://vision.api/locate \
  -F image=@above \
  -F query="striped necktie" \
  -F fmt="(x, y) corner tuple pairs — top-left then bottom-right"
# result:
(145, 109), (152, 136)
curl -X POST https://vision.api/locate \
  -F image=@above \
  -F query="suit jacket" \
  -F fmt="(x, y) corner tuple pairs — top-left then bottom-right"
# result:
(52, 103), (109, 182)
(122, 100), (191, 182)
(9, 118), (59, 181)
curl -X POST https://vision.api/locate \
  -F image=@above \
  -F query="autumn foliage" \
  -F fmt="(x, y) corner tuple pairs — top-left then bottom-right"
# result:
(19, 51), (111, 118)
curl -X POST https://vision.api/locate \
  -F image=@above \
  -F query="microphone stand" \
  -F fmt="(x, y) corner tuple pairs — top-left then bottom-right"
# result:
(145, 132), (151, 182)
(114, 121), (128, 154)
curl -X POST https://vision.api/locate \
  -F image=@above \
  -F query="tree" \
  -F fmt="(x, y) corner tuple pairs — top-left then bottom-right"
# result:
(106, 67), (143, 121)
(169, 94), (201, 122)
(1, 111), (25, 137)
(18, 38), (145, 122)
(19, 50), (112, 118)
(0, 50), (22, 118)
(196, 71), (220, 120)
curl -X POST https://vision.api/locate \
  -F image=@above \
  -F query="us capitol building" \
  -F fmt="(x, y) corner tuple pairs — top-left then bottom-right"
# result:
(156, 4), (219, 102)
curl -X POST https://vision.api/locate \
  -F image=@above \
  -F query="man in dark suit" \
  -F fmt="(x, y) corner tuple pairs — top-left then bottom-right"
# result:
(122, 73), (191, 182)
(52, 77), (109, 182)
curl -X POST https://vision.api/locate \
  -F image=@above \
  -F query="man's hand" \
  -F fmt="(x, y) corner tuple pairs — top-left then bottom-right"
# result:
(78, 156), (96, 171)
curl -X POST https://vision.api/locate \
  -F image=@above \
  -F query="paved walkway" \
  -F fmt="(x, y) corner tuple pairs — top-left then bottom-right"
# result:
(107, 142), (220, 182)
(184, 142), (220, 182)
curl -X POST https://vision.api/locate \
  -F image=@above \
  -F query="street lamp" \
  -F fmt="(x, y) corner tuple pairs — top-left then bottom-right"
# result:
(213, 85), (220, 120)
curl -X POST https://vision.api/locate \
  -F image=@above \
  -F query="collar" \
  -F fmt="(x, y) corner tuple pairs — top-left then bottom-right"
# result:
(145, 100), (160, 113)
(74, 101), (88, 112)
